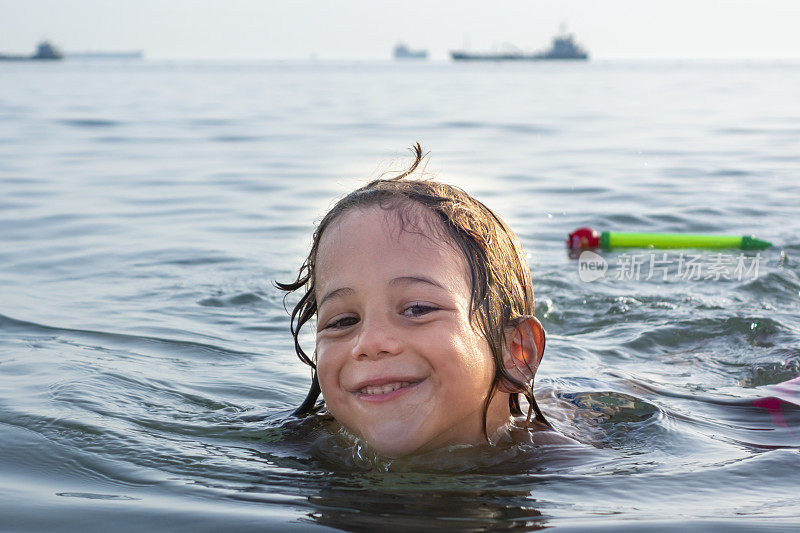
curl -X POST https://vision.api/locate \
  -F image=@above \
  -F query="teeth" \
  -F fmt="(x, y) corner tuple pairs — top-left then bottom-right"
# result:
(360, 381), (411, 395)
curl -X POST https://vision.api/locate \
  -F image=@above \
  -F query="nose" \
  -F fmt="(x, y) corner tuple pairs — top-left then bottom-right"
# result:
(351, 313), (401, 360)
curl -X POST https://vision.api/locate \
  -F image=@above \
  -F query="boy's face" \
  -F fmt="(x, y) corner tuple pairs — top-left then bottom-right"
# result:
(314, 205), (509, 458)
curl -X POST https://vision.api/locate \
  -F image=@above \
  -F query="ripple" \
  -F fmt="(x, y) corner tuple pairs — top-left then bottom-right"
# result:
(189, 118), (237, 127)
(58, 119), (122, 128)
(434, 120), (557, 135)
(210, 135), (267, 143)
(199, 292), (265, 307)
(736, 270), (800, 301)
(620, 316), (792, 352)
(138, 251), (239, 267)
(709, 169), (753, 177)
(0, 313), (252, 361)
(56, 492), (140, 500)
(716, 127), (800, 136)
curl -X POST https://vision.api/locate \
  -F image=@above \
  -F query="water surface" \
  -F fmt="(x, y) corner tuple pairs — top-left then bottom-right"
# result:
(1, 59), (799, 531)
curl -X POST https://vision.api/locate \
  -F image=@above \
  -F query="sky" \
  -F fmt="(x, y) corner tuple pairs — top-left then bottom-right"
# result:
(2, 0), (800, 61)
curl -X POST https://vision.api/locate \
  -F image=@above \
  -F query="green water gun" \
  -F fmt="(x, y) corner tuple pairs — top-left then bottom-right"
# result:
(568, 227), (772, 250)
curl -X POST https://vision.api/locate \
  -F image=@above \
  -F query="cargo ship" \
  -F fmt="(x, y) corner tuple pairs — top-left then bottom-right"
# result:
(0, 41), (64, 61)
(68, 51), (144, 60)
(393, 43), (428, 60)
(451, 31), (588, 61)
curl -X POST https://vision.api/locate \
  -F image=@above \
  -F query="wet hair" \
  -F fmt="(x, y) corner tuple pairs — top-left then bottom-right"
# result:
(275, 144), (550, 437)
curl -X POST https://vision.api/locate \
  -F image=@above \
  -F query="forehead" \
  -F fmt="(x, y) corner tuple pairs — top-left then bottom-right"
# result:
(314, 204), (469, 292)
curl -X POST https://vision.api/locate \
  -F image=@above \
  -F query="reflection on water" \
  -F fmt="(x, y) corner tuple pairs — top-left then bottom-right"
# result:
(303, 478), (547, 531)
(1, 60), (800, 530)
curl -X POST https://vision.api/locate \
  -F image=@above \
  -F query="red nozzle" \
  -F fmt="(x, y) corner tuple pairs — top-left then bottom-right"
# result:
(568, 227), (600, 250)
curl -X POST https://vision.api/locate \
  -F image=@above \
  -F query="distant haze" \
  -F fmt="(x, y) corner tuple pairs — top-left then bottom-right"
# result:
(2, 0), (799, 60)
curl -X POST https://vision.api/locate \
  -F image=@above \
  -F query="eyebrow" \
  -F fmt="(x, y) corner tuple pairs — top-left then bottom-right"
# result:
(318, 276), (447, 308)
(388, 275), (447, 291)
(318, 287), (355, 308)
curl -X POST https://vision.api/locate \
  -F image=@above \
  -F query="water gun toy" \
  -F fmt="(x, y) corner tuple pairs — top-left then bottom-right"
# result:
(568, 227), (772, 251)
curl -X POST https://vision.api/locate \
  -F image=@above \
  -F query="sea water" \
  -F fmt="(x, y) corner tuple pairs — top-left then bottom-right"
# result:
(1, 59), (799, 531)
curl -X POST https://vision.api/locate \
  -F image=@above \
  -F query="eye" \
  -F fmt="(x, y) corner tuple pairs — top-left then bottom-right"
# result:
(324, 315), (359, 330)
(403, 303), (439, 318)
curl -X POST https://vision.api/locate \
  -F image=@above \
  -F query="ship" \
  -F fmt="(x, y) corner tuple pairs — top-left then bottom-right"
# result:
(68, 50), (144, 60)
(451, 30), (588, 61)
(393, 42), (428, 60)
(0, 41), (64, 61)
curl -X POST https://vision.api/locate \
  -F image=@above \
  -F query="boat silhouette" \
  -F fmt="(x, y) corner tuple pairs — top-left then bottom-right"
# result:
(0, 41), (64, 61)
(451, 29), (588, 61)
(394, 43), (428, 60)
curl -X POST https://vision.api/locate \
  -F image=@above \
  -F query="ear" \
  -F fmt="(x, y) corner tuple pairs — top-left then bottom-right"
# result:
(499, 316), (546, 393)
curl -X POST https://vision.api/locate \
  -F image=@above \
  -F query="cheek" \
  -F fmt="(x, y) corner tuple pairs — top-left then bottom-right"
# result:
(315, 342), (342, 396)
(461, 322), (495, 366)
(447, 329), (497, 392)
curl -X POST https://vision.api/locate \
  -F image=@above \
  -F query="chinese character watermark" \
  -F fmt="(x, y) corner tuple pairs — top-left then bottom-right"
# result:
(577, 252), (763, 282)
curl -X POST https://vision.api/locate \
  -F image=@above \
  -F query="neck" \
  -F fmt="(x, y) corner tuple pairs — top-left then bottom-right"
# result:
(485, 390), (514, 443)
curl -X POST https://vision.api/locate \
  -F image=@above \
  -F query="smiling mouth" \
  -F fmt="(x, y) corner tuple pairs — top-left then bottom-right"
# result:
(360, 381), (413, 395)
(354, 379), (424, 401)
